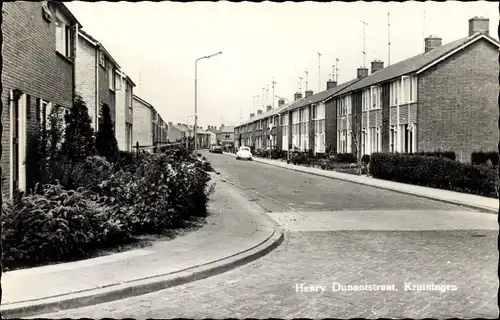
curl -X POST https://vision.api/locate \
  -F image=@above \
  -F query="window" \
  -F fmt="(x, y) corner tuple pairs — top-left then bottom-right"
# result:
(55, 19), (71, 58)
(26, 95), (31, 118)
(402, 76), (414, 103)
(99, 51), (106, 68)
(390, 80), (400, 106)
(225, 134), (230, 139)
(109, 67), (115, 91)
(371, 86), (381, 110)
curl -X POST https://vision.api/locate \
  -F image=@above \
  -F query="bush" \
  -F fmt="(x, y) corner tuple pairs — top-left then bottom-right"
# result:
(334, 153), (357, 163)
(96, 103), (119, 163)
(370, 153), (498, 198)
(361, 154), (371, 164)
(1, 184), (132, 269)
(471, 151), (499, 166)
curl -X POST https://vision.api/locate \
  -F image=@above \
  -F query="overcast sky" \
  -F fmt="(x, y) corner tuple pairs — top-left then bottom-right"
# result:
(66, 1), (498, 128)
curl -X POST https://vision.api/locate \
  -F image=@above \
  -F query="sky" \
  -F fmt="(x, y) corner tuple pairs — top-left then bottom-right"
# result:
(66, 1), (498, 129)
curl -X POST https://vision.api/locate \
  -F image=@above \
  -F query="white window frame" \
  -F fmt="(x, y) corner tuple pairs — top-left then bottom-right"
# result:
(401, 75), (416, 104)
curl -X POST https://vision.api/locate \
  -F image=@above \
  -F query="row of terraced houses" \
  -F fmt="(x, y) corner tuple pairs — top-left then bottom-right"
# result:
(234, 17), (497, 163)
(3, 1), (168, 199)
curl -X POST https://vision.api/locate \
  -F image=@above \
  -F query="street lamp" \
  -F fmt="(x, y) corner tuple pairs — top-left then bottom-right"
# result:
(195, 51), (223, 155)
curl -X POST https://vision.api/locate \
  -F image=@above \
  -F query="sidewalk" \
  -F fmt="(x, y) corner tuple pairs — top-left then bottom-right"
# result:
(0, 174), (283, 318)
(225, 152), (497, 214)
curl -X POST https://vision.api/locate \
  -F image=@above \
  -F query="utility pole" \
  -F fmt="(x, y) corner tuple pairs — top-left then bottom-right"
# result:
(331, 65), (335, 81)
(298, 76), (303, 93)
(388, 12), (391, 66)
(272, 78), (277, 109)
(317, 52), (322, 92)
(305, 71), (308, 91)
(335, 58), (339, 83)
(361, 21), (368, 68)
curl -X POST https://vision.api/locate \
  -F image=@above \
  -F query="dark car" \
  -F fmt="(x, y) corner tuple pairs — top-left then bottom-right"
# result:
(212, 145), (223, 154)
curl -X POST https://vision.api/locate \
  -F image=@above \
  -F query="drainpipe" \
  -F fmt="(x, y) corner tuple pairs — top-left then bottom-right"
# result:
(95, 46), (99, 129)
(72, 23), (79, 102)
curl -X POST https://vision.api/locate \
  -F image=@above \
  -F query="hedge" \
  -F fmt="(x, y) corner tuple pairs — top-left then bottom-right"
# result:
(471, 151), (499, 166)
(370, 153), (498, 198)
(411, 151), (456, 161)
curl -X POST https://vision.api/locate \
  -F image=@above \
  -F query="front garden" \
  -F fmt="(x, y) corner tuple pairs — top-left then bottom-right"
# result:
(2, 95), (215, 271)
(251, 146), (498, 199)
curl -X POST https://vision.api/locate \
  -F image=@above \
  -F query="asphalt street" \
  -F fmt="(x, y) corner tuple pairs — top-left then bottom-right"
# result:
(37, 152), (499, 319)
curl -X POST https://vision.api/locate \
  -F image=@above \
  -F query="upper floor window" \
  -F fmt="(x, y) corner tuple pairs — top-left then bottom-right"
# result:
(370, 86), (381, 110)
(312, 105), (317, 120)
(109, 67), (115, 91)
(225, 134), (230, 139)
(55, 15), (72, 58)
(401, 76), (417, 103)
(390, 80), (400, 106)
(99, 51), (106, 68)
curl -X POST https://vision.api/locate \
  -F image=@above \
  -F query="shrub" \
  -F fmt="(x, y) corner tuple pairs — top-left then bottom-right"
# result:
(471, 151), (499, 166)
(115, 151), (140, 173)
(96, 103), (119, 163)
(1, 183), (132, 269)
(361, 154), (371, 164)
(60, 94), (96, 161)
(370, 153), (498, 198)
(333, 153), (357, 163)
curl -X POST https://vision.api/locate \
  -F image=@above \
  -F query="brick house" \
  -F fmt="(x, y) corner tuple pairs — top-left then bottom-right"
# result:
(132, 95), (155, 151)
(75, 29), (120, 131)
(152, 112), (168, 146)
(114, 69), (135, 151)
(2, 1), (80, 198)
(335, 17), (498, 162)
(216, 125), (235, 149)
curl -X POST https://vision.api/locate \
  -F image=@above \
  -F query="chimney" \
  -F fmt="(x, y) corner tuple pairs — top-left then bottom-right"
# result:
(278, 99), (285, 106)
(357, 67), (369, 79)
(250, 113), (255, 118)
(257, 110), (262, 115)
(424, 36), (442, 53)
(327, 80), (337, 90)
(469, 16), (489, 36)
(221, 124), (224, 128)
(305, 90), (314, 98)
(266, 105), (272, 111)
(294, 92), (303, 101)
(371, 60), (384, 74)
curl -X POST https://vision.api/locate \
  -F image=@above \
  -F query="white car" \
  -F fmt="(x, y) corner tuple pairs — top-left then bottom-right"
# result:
(236, 146), (253, 160)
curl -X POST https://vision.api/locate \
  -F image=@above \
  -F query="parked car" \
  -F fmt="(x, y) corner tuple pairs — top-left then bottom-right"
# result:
(236, 146), (252, 160)
(212, 145), (223, 154)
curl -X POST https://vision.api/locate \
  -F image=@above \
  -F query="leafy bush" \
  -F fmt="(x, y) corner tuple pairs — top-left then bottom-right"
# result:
(1, 183), (132, 269)
(471, 151), (499, 166)
(96, 103), (119, 163)
(115, 151), (140, 173)
(370, 153), (498, 198)
(361, 154), (371, 164)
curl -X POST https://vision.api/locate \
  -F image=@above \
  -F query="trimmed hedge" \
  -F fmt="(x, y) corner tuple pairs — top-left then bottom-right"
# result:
(370, 153), (498, 198)
(471, 151), (499, 166)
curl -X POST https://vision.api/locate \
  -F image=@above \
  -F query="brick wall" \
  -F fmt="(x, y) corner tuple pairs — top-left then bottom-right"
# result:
(98, 57), (116, 126)
(75, 37), (97, 126)
(132, 98), (152, 147)
(2, 2), (74, 198)
(325, 99), (336, 152)
(417, 38), (498, 162)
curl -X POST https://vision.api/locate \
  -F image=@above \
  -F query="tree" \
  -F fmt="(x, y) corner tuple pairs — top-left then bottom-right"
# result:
(60, 94), (95, 160)
(96, 103), (118, 162)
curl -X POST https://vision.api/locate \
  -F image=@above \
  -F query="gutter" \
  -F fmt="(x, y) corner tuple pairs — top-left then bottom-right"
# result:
(95, 46), (99, 128)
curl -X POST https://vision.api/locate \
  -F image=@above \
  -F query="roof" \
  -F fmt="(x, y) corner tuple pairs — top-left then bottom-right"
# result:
(78, 29), (121, 68)
(344, 33), (499, 93)
(132, 95), (153, 109)
(219, 126), (235, 133)
(285, 78), (362, 113)
(51, 2), (82, 27)
(116, 69), (136, 87)
(236, 99), (302, 127)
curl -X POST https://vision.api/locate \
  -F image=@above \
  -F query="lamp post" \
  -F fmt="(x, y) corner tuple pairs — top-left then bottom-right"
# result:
(195, 51), (223, 155)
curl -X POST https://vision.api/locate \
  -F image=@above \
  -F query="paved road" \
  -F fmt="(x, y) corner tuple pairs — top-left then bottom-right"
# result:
(38, 152), (499, 319)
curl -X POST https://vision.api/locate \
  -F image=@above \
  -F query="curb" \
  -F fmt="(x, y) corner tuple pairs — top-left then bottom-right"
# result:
(1, 188), (284, 319)
(224, 152), (497, 215)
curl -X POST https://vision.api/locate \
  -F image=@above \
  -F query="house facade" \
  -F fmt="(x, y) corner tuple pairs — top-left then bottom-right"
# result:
(206, 126), (218, 145)
(167, 122), (187, 142)
(216, 125), (235, 149)
(114, 69), (135, 151)
(335, 17), (497, 162)
(132, 95), (154, 151)
(75, 29), (120, 131)
(2, 1), (80, 198)
(235, 17), (497, 163)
